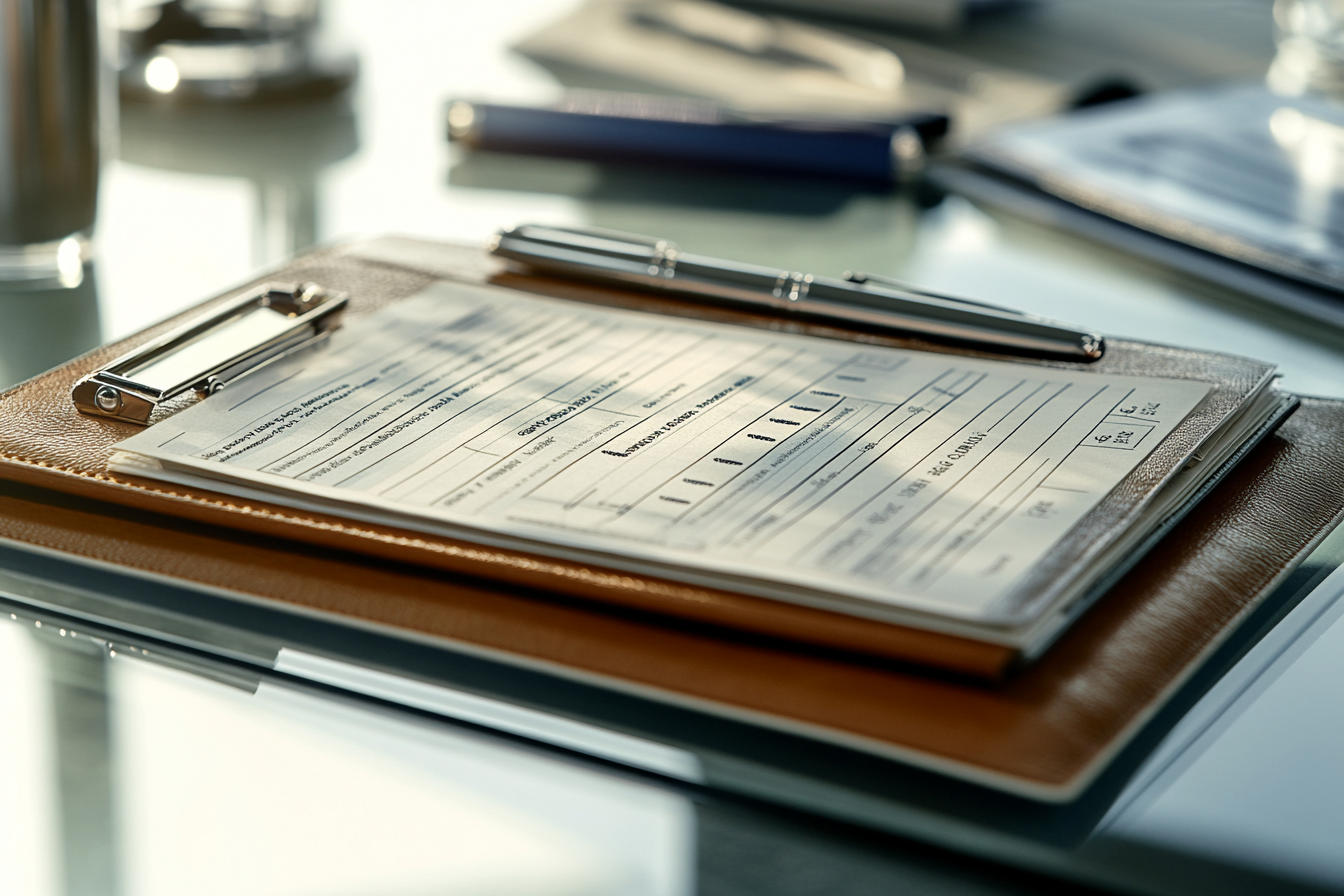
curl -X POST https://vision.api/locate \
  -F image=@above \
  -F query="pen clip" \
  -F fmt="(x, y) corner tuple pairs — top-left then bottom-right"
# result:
(843, 271), (1025, 317)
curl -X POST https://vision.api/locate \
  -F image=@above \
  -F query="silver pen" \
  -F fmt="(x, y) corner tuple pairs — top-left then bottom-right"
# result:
(490, 225), (1104, 361)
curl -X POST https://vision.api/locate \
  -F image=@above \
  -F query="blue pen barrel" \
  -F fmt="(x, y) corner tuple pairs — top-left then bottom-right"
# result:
(449, 101), (935, 185)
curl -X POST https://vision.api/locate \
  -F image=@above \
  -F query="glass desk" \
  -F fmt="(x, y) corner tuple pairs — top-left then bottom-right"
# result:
(3, 1), (1344, 893)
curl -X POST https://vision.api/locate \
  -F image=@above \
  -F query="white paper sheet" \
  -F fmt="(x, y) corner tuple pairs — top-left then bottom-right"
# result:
(113, 282), (1210, 622)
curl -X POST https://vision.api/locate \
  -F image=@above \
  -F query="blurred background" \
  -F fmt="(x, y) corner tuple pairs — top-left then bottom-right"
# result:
(8, 0), (1344, 399)
(7, 2), (1344, 895)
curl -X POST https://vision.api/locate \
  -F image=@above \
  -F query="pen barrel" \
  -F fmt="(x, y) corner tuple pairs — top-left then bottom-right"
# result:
(668, 263), (1102, 359)
(802, 289), (1103, 359)
(451, 102), (913, 184)
(491, 226), (1105, 361)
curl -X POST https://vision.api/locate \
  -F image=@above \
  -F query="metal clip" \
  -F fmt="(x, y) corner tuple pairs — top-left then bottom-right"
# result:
(72, 282), (347, 424)
(842, 271), (1023, 315)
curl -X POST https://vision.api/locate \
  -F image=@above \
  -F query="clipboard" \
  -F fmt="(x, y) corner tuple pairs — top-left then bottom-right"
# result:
(2, 236), (1342, 799)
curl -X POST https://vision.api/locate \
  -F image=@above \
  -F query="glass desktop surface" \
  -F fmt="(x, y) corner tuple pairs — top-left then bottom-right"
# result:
(2, 544), (1344, 896)
(3, 1), (1344, 893)
(0, 617), (693, 896)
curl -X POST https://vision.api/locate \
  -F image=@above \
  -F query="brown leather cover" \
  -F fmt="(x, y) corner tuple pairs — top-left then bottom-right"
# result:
(0, 397), (1341, 798)
(0, 240), (1316, 684)
(1, 239), (1342, 796)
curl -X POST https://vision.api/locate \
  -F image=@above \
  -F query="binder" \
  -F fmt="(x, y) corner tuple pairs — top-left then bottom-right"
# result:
(2, 236), (1342, 799)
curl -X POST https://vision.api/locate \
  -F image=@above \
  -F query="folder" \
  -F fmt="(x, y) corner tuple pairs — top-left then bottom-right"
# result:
(939, 84), (1344, 331)
(2, 237), (1341, 799)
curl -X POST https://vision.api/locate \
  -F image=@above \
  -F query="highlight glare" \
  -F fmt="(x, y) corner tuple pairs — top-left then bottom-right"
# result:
(145, 56), (180, 94)
(55, 238), (83, 289)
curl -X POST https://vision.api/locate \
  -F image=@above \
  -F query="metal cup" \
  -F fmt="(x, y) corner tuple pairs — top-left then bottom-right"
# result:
(0, 0), (99, 285)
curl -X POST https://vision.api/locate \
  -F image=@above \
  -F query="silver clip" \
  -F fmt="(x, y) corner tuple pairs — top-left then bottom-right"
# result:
(72, 282), (348, 424)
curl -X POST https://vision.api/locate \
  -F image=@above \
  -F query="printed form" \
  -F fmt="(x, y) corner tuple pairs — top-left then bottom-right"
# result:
(113, 282), (1211, 621)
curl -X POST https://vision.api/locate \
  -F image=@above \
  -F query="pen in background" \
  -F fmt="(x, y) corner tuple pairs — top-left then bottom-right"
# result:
(446, 92), (947, 187)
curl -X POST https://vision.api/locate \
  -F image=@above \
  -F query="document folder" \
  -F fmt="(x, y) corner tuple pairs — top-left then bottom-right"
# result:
(1, 237), (1341, 799)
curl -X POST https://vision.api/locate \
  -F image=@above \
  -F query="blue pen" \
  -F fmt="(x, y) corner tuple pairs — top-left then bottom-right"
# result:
(445, 92), (946, 186)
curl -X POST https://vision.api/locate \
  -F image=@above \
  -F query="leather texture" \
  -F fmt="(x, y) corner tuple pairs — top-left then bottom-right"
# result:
(0, 398), (1340, 798)
(1, 238), (1342, 796)
(0, 239), (1310, 683)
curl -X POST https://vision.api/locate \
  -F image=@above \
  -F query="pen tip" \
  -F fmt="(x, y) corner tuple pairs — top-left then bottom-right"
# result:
(446, 100), (479, 144)
(1082, 335), (1105, 360)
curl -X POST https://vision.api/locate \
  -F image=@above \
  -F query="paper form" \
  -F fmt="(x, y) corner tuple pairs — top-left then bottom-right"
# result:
(114, 282), (1211, 621)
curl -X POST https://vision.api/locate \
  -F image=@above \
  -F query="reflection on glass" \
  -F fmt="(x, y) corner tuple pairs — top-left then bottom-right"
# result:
(0, 610), (694, 896)
(35, 625), (120, 896)
(1095, 559), (1344, 891)
(118, 98), (357, 269)
(0, 621), (60, 896)
(0, 269), (103, 390)
(447, 152), (922, 282)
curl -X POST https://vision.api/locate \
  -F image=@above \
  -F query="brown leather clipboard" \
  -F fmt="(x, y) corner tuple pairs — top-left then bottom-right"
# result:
(2, 238), (1342, 798)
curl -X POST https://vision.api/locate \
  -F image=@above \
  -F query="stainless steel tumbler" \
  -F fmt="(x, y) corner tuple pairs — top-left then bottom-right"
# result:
(0, 0), (99, 283)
